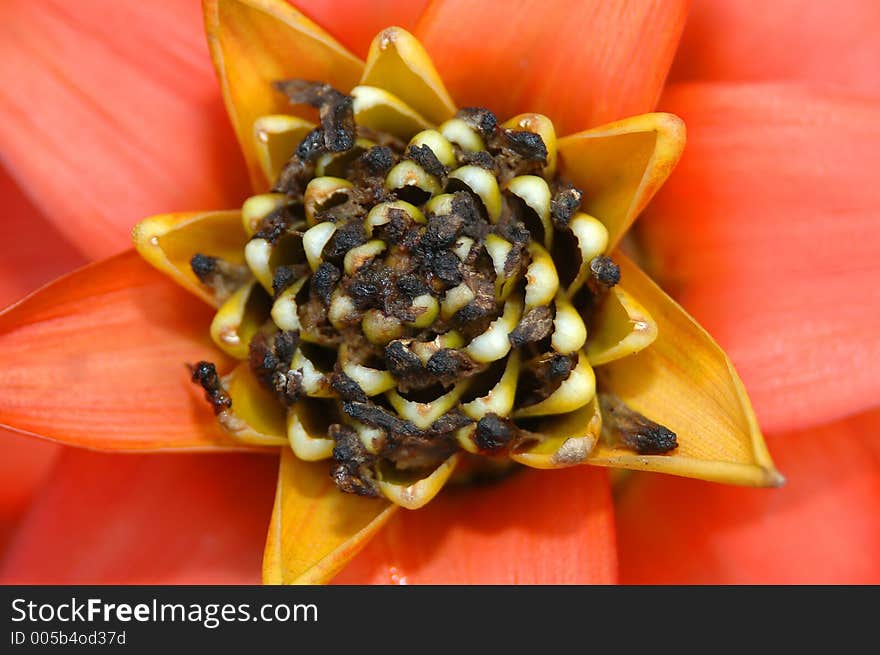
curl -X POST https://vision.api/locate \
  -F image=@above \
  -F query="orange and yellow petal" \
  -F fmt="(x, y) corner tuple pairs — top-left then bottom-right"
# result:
(0, 252), (261, 451)
(641, 83), (880, 434)
(0, 450), (277, 584)
(334, 467), (617, 584)
(616, 408), (880, 584)
(0, 0), (250, 259)
(415, 0), (687, 135)
(204, 0), (363, 191)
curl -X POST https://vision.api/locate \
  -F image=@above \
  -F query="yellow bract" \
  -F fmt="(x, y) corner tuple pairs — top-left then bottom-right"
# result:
(220, 362), (288, 446)
(264, 449), (397, 584)
(377, 455), (460, 510)
(351, 85), (432, 140)
(361, 27), (457, 125)
(511, 399), (601, 469)
(587, 285), (658, 366)
(132, 210), (248, 307)
(558, 113), (686, 250)
(589, 256), (782, 487)
(253, 114), (315, 183)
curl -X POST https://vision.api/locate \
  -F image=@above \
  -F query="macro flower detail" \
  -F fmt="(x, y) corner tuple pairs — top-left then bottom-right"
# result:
(17, 0), (873, 586)
(137, 66), (690, 509)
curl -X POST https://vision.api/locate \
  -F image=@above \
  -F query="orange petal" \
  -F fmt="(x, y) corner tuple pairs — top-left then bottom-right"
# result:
(263, 448), (397, 584)
(0, 251), (262, 451)
(641, 84), (880, 434)
(0, 167), (87, 308)
(0, 169), (72, 542)
(557, 112), (685, 249)
(415, 0), (688, 135)
(0, 450), (277, 583)
(669, 0), (880, 97)
(292, 0), (430, 59)
(616, 408), (880, 584)
(0, 430), (58, 527)
(0, 0), (250, 259)
(334, 466), (617, 584)
(590, 256), (782, 487)
(204, 0), (363, 191)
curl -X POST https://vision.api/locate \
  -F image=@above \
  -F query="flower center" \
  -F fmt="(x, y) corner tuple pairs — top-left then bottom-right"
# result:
(189, 79), (676, 502)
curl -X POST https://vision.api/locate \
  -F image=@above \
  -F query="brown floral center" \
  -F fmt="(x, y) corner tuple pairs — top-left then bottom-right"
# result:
(189, 80), (676, 499)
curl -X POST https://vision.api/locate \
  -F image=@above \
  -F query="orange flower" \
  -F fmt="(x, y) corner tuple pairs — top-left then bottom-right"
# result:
(1, 0), (878, 584)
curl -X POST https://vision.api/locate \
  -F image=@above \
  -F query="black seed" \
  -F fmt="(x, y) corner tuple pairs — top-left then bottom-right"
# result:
(451, 191), (482, 223)
(330, 424), (380, 497)
(272, 265), (298, 298)
(274, 331), (299, 367)
(342, 401), (422, 436)
(516, 353), (575, 407)
(322, 95), (356, 152)
(599, 392), (678, 455)
(500, 128), (548, 163)
(422, 213), (464, 251)
(508, 306), (554, 348)
(428, 410), (473, 435)
(395, 274), (429, 300)
(273, 369), (303, 406)
(406, 144), (447, 179)
(475, 414), (516, 452)
(425, 348), (474, 379)
(310, 262), (340, 305)
(324, 221), (366, 259)
(347, 266), (383, 309)
(376, 207), (413, 246)
(360, 145), (395, 175)
(330, 369), (368, 403)
(273, 80), (356, 154)
(384, 340), (424, 379)
(253, 208), (294, 243)
(189, 361), (231, 414)
(459, 150), (496, 170)
(550, 184), (583, 229)
(295, 128), (326, 161)
(430, 250), (462, 286)
(548, 354), (573, 379)
(456, 107), (498, 139)
(590, 256), (621, 288)
(190, 253), (217, 282)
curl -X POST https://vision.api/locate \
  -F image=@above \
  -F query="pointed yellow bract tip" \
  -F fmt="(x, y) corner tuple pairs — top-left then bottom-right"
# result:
(132, 210), (248, 308)
(362, 26), (456, 125)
